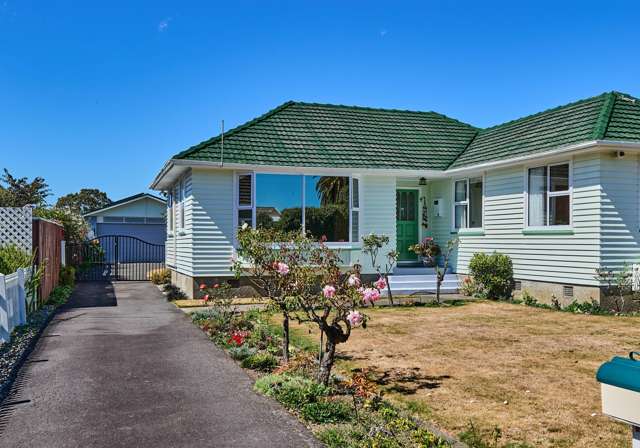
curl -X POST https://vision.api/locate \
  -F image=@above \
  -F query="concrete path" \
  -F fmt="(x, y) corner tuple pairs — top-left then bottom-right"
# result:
(0, 282), (320, 448)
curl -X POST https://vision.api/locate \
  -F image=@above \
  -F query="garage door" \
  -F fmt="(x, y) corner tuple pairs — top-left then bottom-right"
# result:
(96, 223), (166, 245)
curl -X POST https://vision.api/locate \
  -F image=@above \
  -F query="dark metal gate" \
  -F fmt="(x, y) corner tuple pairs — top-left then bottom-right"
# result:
(66, 235), (165, 282)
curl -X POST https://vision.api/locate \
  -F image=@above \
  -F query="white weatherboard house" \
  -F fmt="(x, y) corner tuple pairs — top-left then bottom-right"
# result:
(151, 92), (640, 302)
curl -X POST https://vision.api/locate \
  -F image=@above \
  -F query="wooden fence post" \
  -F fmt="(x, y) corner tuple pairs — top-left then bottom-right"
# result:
(17, 268), (27, 326)
(0, 274), (9, 343)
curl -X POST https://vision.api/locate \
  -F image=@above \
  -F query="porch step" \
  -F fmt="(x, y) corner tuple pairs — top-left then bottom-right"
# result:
(392, 266), (453, 275)
(386, 272), (459, 295)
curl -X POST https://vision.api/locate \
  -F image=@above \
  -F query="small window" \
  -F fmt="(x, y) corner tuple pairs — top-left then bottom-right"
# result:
(563, 285), (574, 298)
(453, 177), (483, 229)
(146, 217), (165, 224)
(528, 163), (570, 227)
(351, 177), (360, 242)
(124, 217), (145, 224)
(237, 173), (254, 228)
(514, 280), (522, 291)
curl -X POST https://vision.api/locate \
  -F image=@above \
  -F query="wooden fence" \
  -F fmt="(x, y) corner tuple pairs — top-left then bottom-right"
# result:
(32, 218), (64, 304)
(0, 268), (30, 343)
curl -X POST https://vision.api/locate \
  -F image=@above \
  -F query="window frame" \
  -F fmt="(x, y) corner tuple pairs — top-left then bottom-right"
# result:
(524, 160), (573, 229)
(167, 192), (174, 235)
(451, 175), (484, 232)
(179, 179), (186, 231)
(233, 170), (361, 247)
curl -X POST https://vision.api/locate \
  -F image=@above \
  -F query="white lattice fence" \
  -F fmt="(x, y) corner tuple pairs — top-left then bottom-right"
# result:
(0, 207), (33, 251)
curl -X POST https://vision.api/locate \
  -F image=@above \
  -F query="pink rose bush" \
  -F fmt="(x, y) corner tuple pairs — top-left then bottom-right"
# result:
(374, 277), (387, 290)
(346, 310), (364, 327)
(275, 262), (290, 275)
(323, 284), (336, 298)
(347, 274), (361, 287)
(361, 287), (381, 304)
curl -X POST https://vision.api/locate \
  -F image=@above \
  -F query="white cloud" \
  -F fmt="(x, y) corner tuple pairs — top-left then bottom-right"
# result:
(158, 18), (171, 32)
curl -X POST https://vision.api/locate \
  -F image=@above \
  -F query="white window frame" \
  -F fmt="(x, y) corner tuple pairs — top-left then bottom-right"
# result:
(179, 179), (186, 231)
(233, 171), (361, 248)
(524, 160), (573, 229)
(167, 192), (174, 235)
(451, 175), (484, 231)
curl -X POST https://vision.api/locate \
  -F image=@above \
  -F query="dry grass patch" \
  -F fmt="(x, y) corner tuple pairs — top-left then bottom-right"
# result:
(288, 301), (638, 447)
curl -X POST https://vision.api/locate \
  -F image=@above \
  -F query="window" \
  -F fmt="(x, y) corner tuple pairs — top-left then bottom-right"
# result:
(147, 217), (165, 225)
(236, 172), (359, 243)
(351, 177), (360, 243)
(236, 173), (254, 228)
(167, 193), (174, 232)
(103, 216), (125, 223)
(453, 177), (483, 229)
(124, 217), (145, 224)
(527, 163), (570, 227)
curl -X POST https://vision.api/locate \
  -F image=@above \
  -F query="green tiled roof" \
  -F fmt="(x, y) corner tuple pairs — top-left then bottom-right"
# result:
(174, 92), (640, 172)
(449, 92), (640, 169)
(174, 102), (478, 170)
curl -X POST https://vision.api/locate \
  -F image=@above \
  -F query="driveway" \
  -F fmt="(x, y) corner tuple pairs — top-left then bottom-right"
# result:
(0, 282), (320, 448)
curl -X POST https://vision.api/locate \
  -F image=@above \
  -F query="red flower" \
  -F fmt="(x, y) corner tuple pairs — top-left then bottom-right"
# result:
(203, 294), (210, 302)
(213, 283), (219, 289)
(199, 284), (206, 290)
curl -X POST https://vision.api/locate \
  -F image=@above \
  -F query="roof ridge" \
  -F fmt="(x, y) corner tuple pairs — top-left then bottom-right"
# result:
(173, 101), (297, 159)
(592, 92), (617, 140)
(478, 92), (611, 134)
(291, 101), (478, 129)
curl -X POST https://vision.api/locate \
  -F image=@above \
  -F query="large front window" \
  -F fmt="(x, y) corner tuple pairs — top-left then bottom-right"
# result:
(236, 173), (357, 243)
(453, 177), (483, 229)
(527, 163), (570, 227)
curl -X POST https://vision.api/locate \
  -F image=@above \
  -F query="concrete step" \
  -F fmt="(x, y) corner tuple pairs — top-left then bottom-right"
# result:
(387, 272), (459, 295)
(385, 286), (459, 295)
(392, 266), (453, 275)
(388, 275), (458, 284)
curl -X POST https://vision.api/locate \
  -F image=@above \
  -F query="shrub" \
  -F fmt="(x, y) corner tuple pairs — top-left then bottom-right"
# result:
(148, 268), (170, 285)
(46, 285), (73, 306)
(254, 374), (330, 409)
(0, 244), (31, 275)
(521, 290), (537, 306)
(300, 400), (353, 423)
(460, 276), (478, 297)
(59, 266), (75, 287)
(228, 344), (257, 361)
(162, 283), (187, 301)
(240, 352), (278, 371)
(469, 252), (514, 300)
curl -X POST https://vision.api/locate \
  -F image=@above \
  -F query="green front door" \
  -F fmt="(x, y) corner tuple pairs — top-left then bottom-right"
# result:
(396, 189), (419, 261)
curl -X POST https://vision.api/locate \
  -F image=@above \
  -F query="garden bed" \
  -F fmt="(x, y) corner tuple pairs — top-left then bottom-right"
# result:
(190, 306), (463, 447)
(286, 300), (639, 447)
(0, 285), (73, 404)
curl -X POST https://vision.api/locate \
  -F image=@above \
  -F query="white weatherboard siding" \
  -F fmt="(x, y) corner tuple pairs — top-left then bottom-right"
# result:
(600, 152), (640, 270)
(354, 175), (397, 274)
(167, 170), (195, 275)
(189, 168), (235, 277)
(430, 153), (603, 286)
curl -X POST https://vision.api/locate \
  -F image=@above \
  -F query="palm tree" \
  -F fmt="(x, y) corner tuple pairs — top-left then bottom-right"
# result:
(315, 176), (349, 206)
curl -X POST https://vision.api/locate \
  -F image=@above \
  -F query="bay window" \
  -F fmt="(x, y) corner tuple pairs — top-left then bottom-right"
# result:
(527, 162), (571, 227)
(236, 172), (359, 243)
(453, 177), (483, 229)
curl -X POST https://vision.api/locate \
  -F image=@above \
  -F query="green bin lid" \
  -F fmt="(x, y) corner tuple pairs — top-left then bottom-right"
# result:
(596, 353), (640, 393)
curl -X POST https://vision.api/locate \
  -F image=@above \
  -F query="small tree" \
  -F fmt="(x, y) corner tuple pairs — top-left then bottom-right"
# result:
(361, 233), (398, 304)
(56, 188), (112, 214)
(435, 238), (458, 304)
(291, 237), (381, 386)
(233, 225), (307, 363)
(595, 263), (638, 313)
(0, 169), (50, 207)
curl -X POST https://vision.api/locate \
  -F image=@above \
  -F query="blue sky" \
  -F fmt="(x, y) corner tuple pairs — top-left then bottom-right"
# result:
(1, 1), (639, 203)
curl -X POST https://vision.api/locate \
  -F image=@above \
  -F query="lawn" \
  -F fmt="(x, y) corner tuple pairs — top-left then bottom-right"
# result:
(287, 300), (639, 447)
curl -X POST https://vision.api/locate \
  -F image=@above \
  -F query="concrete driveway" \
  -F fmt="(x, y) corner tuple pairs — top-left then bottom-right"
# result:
(0, 282), (320, 448)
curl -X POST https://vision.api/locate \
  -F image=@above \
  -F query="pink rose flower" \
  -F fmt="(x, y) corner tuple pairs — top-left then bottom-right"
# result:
(346, 310), (363, 327)
(323, 285), (336, 298)
(362, 287), (380, 304)
(276, 262), (289, 275)
(347, 274), (361, 287)
(374, 277), (387, 290)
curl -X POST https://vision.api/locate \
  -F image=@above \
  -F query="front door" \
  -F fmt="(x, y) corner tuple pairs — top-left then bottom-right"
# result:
(396, 189), (419, 262)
